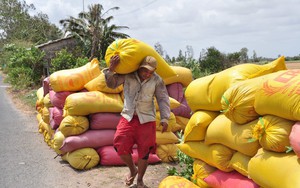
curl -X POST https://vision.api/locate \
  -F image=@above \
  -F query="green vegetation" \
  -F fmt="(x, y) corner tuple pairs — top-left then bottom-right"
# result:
(167, 131), (194, 180)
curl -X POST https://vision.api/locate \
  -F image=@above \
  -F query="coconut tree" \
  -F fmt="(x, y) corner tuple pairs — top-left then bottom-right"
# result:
(60, 3), (129, 60)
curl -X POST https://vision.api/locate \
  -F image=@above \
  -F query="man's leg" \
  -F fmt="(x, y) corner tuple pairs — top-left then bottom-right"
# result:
(137, 158), (148, 187)
(120, 154), (138, 186)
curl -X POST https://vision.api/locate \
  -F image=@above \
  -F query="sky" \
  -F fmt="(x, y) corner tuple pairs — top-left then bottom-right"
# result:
(25, 0), (300, 59)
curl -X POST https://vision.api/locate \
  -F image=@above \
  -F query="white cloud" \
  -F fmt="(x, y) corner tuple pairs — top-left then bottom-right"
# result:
(26, 0), (300, 58)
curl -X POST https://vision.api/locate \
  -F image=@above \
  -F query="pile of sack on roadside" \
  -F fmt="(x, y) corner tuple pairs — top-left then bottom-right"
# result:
(35, 38), (193, 171)
(36, 38), (300, 188)
(159, 55), (300, 188)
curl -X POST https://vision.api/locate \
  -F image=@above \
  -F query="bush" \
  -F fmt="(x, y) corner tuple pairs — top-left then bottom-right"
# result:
(50, 48), (90, 73)
(4, 45), (45, 89)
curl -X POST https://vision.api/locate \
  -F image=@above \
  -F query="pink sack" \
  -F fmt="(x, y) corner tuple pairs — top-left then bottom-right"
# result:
(97, 145), (161, 166)
(167, 82), (184, 103)
(289, 122), (300, 158)
(43, 77), (50, 97)
(60, 130), (115, 153)
(49, 90), (75, 109)
(171, 97), (192, 118)
(49, 107), (63, 130)
(204, 170), (259, 188)
(89, 112), (121, 130)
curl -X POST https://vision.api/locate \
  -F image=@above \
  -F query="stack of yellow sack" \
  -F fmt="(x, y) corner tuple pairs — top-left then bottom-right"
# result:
(174, 56), (300, 188)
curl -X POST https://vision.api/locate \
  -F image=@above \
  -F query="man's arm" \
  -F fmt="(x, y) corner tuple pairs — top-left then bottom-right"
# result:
(103, 55), (125, 88)
(155, 79), (170, 133)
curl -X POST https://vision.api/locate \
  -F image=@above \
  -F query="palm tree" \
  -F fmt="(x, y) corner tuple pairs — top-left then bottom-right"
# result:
(60, 4), (129, 60)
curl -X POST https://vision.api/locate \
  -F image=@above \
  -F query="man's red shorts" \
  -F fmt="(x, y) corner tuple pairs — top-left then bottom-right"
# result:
(113, 115), (156, 159)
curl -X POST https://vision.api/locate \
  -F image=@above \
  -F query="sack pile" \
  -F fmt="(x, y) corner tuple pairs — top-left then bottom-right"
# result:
(171, 56), (300, 188)
(35, 39), (194, 170)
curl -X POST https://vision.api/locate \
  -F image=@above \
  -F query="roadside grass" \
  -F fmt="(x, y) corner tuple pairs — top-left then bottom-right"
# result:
(6, 87), (38, 112)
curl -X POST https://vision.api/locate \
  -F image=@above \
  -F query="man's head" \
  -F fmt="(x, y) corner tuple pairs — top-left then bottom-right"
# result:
(139, 56), (157, 71)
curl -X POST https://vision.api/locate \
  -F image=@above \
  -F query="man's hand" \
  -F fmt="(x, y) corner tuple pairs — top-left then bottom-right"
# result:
(160, 122), (168, 133)
(109, 55), (120, 72)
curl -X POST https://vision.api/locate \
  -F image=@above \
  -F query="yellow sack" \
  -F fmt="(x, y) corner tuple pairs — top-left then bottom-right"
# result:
(43, 93), (52, 108)
(248, 148), (300, 188)
(42, 107), (50, 124)
(221, 74), (272, 124)
(50, 58), (101, 92)
(251, 115), (294, 152)
(59, 115), (89, 137)
(154, 97), (181, 110)
(163, 66), (193, 87)
(156, 144), (178, 162)
(175, 116), (190, 130)
(205, 114), (260, 157)
(62, 148), (100, 170)
(229, 152), (251, 177)
(155, 112), (179, 132)
(159, 176), (200, 188)
(254, 69), (300, 121)
(84, 72), (123, 93)
(183, 110), (219, 142)
(52, 131), (65, 155)
(156, 131), (179, 145)
(105, 38), (176, 79)
(63, 91), (123, 116)
(36, 113), (44, 133)
(36, 87), (44, 113)
(177, 141), (235, 172)
(185, 56), (286, 111)
(191, 159), (216, 188)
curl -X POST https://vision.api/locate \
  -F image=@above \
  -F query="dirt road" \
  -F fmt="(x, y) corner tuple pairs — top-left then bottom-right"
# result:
(0, 74), (172, 188)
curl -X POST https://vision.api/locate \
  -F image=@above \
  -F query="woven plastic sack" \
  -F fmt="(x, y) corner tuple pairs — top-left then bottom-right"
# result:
(205, 114), (260, 157)
(156, 144), (178, 163)
(185, 56), (286, 111)
(62, 148), (100, 170)
(50, 58), (101, 92)
(63, 91), (123, 116)
(52, 131), (65, 155)
(159, 176), (200, 188)
(105, 38), (176, 79)
(204, 170), (259, 188)
(228, 152), (251, 177)
(254, 69), (300, 121)
(84, 72), (123, 93)
(251, 115), (294, 152)
(221, 74), (272, 124)
(59, 115), (89, 137)
(89, 112), (121, 130)
(156, 131), (179, 145)
(36, 87), (44, 113)
(248, 148), (300, 188)
(155, 112), (178, 132)
(183, 110), (219, 142)
(49, 90), (74, 109)
(177, 141), (235, 172)
(191, 159), (216, 188)
(163, 66), (193, 87)
(175, 116), (189, 130)
(289, 121), (300, 158)
(60, 129), (115, 153)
